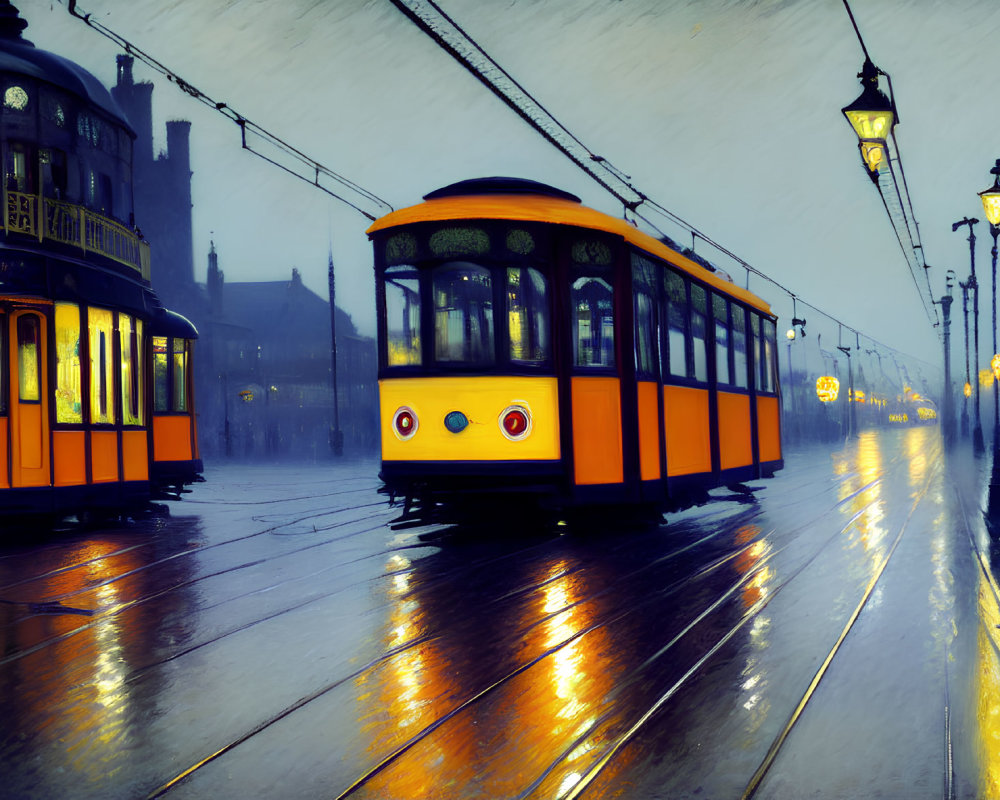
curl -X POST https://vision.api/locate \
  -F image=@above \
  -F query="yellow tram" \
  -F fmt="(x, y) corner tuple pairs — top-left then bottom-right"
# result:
(0, 7), (201, 518)
(369, 178), (782, 519)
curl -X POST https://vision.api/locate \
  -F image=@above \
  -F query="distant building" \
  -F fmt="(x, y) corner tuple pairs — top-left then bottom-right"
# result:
(110, 55), (377, 458)
(200, 246), (378, 458)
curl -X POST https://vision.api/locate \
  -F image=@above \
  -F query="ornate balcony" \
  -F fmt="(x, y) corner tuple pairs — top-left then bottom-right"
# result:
(4, 190), (151, 281)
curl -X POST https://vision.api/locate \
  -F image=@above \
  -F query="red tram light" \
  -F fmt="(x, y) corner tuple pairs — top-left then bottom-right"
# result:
(500, 405), (531, 440)
(392, 406), (418, 440)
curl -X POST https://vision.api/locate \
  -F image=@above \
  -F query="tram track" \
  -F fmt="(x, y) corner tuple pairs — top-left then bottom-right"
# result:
(0, 504), (397, 666)
(142, 466), (886, 798)
(548, 450), (940, 799)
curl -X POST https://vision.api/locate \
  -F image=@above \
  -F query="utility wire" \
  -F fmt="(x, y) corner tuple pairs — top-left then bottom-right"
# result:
(391, 0), (939, 364)
(64, 0), (393, 221)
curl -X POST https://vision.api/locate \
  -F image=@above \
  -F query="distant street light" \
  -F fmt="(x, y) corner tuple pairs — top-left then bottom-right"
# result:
(842, 58), (895, 182)
(953, 216), (985, 454)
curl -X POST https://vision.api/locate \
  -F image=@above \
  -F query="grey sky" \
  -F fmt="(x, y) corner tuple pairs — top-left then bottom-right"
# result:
(25, 0), (1000, 372)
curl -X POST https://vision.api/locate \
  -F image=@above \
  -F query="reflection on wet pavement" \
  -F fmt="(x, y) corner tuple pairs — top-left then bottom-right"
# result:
(3, 441), (1000, 798)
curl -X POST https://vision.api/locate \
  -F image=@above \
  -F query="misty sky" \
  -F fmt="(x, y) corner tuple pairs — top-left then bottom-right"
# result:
(23, 0), (1000, 373)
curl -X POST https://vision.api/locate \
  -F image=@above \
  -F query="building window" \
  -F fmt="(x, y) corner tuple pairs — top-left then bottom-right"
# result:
(4, 85), (28, 112)
(55, 302), (83, 423)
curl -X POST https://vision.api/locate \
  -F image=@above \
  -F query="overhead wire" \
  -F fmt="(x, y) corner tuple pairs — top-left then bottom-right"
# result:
(63, 0), (393, 221)
(390, 0), (940, 366)
(841, 0), (939, 329)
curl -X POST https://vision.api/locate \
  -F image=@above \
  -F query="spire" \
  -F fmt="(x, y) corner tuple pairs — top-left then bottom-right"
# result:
(0, 1), (31, 45)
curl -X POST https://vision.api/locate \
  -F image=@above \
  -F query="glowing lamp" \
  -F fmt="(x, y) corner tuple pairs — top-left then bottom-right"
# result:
(816, 375), (840, 403)
(786, 328), (796, 341)
(842, 59), (895, 175)
(981, 368), (994, 387)
(965, 382), (973, 398)
(239, 389), (253, 403)
(992, 353), (1000, 381)
(980, 163), (1000, 226)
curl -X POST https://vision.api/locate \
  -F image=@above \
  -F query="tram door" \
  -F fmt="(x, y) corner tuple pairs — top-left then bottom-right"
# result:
(8, 309), (49, 487)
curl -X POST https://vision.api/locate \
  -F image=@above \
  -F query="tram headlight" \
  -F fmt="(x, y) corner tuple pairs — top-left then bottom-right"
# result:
(499, 405), (531, 440)
(392, 406), (418, 440)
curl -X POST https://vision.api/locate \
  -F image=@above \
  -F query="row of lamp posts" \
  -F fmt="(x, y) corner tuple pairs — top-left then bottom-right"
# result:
(841, 51), (1000, 517)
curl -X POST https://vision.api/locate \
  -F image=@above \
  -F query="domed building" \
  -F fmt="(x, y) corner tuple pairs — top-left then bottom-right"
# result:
(0, 0), (201, 517)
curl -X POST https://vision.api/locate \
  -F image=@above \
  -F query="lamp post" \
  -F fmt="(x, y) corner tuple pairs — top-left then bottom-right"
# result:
(328, 251), (344, 457)
(842, 57), (895, 183)
(935, 270), (956, 447)
(953, 217), (985, 454)
(960, 277), (972, 436)
(979, 162), (1000, 514)
(979, 161), (1000, 438)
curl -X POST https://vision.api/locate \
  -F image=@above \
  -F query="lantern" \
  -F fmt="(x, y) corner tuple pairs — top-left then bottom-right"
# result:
(980, 163), (1000, 226)
(816, 376), (840, 403)
(964, 382), (972, 398)
(992, 354), (1000, 381)
(842, 59), (895, 175)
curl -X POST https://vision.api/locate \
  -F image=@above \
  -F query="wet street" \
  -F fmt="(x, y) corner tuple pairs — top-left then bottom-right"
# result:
(2, 425), (1000, 799)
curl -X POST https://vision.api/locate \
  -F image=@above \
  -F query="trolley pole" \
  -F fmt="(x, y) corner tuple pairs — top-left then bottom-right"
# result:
(328, 251), (344, 457)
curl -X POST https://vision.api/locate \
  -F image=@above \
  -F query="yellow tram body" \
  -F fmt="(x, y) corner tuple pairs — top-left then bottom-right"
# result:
(369, 178), (782, 517)
(0, 9), (201, 519)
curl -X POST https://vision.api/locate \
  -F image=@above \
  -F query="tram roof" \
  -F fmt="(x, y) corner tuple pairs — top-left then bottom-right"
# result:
(368, 193), (774, 316)
(0, 4), (134, 133)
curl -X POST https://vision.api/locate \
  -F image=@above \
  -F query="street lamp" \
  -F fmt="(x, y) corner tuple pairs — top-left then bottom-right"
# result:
(953, 216), (985, 454)
(979, 160), (1000, 437)
(842, 58), (895, 183)
(980, 161), (1000, 516)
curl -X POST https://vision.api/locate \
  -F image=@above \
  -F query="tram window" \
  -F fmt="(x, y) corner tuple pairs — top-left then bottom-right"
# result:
(55, 302), (83, 423)
(173, 339), (188, 412)
(383, 265), (421, 366)
(5, 143), (31, 193)
(89, 307), (115, 424)
(750, 313), (761, 390)
(153, 336), (168, 412)
(120, 314), (144, 425)
(572, 271), (615, 368)
(507, 266), (550, 364)
(433, 262), (495, 364)
(732, 304), (748, 389)
(763, 320), (778, 393)
(664, 270), (687, 378)
(713, 294), (731, 386)
(632, 256), (659, 378)
(17, 315), (40, 402)
(691, 284), (708, 382)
